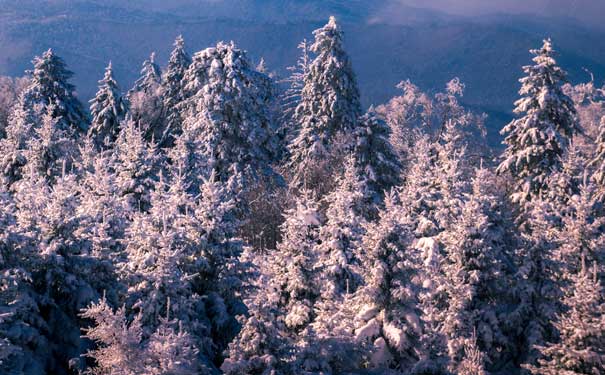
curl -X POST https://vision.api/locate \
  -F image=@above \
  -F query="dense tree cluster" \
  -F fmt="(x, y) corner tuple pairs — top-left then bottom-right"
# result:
(1, 18), (604, 375)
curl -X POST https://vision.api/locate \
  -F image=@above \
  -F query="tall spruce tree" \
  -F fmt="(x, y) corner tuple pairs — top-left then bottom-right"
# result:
(439, 167), (511, 373)
(128, 52), (164, 143)
(181, 42), (279, 183)
(354, 107), (402, 202)
(161, 35), (192, 145)
(527, 260), (605, 375)
(22, 49), (88, 134)
(497, 39), (579, 205)
(353, 191), (423, 370)
(287, 16), (362, 193)
(88, 62), (127, 148)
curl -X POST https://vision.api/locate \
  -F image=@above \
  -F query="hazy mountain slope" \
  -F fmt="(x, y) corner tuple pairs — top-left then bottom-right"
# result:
(0, 0), (603, 144)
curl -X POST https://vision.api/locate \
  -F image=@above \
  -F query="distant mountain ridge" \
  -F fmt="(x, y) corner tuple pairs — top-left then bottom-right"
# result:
(0, 0), (604, 144)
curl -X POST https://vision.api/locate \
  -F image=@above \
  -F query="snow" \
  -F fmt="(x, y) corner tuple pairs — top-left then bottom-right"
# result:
(355, 318), (381, 343)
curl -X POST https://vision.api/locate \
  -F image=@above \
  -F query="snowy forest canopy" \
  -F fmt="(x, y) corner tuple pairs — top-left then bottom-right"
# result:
(1, 15), (605, 375)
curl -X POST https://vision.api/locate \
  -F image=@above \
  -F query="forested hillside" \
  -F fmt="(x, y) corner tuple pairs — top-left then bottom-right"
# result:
(1, 0), (605, 145)
(1, 14), (605, 375)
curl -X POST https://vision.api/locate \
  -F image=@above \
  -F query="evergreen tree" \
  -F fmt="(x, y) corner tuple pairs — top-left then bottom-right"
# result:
(112, 118), (160, 213)
(317, 157), (366, 299)
(280, 39), (311, 144)
(589, 116), (605, 198)
(75, 139), (126, 266)
(439, 167), (511, 372)
(287, 16), (362, 193)
(0, 187), (50, 374)
(354, 107), (402, 202)
(81, 297), (201, 375)
(275, 191), (322, 334)
(128, 52), (164, 142)
(88, 62), (128, 149)
(181, 41), (279, 183)
(23, 49), (88, 134)
(221, 271), (290, 375)
(161, 35), (191, 146)
(457, 333), (487, 375)
(23, 106), (76, 184)
(129, 52), (162, 97)
(353, 191), (422, 370)
(400, 134), (442, 238)
(527, 261), (605, 375)
(497, 39), (579, 205)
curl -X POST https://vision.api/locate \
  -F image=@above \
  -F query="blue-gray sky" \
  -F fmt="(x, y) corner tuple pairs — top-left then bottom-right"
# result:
(397, 0), (605, 26)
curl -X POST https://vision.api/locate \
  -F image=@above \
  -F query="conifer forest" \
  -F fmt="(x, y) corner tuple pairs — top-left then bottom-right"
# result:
(1, 13), (605, 375)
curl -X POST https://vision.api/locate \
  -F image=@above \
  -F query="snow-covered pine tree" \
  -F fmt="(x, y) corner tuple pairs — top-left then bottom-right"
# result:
(0, 76), (28, 139)
(88, 62), (128, 149)
(316, 157), (366, 299)
(75, 139), (126, 269)
(353, 190), (423, 371)
(22, 49), (88, 134)
(188, 170), (247, 363)
(12, 164), (116, 373)
(554, 182), (604, 288)
(0, 95), (40, 188)
(433, 124), (470, 231)
(81, 297), (201, 375)
(221, 271), (290, 375)
(457, 332), (487, 375)
(0, 186), (52, 374)
(301, 158), (369, 373)
(589, 116), (605, 199)
(497, 39), (579, 205)
(129, 52), (162, 98)
(287, 16), (362, 194)
(544, 139), (586, 218)
(128, 52), (164, 143)
(376, 80), (433, 165)
(354, 106), (402, 204)
(400, 133), (442, 238)
(280, 39), (311, 144)
(438, 167), (511, 373)
(118, 171), (211, 369)
(23, 106), (77, 185)
(508, 195), (564, 368)
(161, 35), (192, 146)
(180, 41), (279, 184)
(272, 191), (321, 335)
(112, 118), (160, 214)
(527, 260), (605, 375)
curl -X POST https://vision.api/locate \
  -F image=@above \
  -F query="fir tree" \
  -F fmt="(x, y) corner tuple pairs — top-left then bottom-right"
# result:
(129, 52), (162, 97)
(81, 297), (201, 375)
(288, 16), (362, 193)
(128, 52), (164, 142)
(316, 157), (367, 299)
(112, 118), (159, 213)
(274, 191), (322, 334)
(161, 35), (191, 146)
(181, 41), (279, 183)
(88, 62), (127, 149)
(497, 39), (579, 204)
(589, 116), (605, 198)
(23, 49), (88, 134)
(0, 92), (39, 188)
(23, 106), (76, 184)
(354, 107), (402, 202)
(439, 167), (510, 372)
(353, 191), (422, 370)
(527, 261), (605, 375)
(280, 39), (311, 144)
